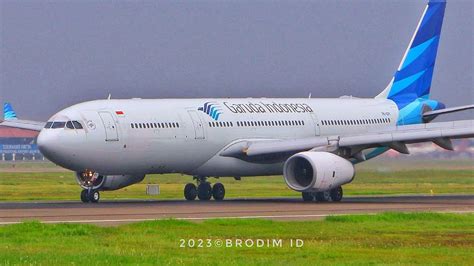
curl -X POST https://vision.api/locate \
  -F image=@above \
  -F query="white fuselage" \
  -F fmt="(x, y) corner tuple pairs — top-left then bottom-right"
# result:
(37, 98), (399, 177)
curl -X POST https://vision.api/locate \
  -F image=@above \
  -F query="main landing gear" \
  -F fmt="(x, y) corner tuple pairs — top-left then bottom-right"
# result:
(302, 186), (343, 202)
(184, 176), (225, 201)
(80, 189), (100, 203)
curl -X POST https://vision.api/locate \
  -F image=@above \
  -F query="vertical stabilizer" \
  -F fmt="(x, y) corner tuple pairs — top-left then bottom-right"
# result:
(376, 0), (447, 124)
(3, 103), (18, 120)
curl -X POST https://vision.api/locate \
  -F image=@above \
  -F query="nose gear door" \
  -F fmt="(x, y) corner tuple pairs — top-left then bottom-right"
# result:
(98, 111), (119, 141)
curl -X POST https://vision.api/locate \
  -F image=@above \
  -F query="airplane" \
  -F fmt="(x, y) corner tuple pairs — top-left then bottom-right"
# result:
(1, 0), (473, 203)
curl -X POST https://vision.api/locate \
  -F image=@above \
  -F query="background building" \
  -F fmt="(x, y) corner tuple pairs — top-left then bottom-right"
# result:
(0, 126), (42, 161)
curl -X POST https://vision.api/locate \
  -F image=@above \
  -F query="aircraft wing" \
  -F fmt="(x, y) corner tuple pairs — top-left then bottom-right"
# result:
(220, 119), (474, 158)
(0, 119), (45, 131)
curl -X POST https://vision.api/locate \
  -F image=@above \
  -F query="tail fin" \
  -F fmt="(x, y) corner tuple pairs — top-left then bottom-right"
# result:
(376, 0), (447, 123)
(4, 103), (18, 120)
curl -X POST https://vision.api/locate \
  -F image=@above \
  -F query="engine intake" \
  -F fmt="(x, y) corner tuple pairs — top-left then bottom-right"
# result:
(76, 171), (145, 191)
(283, 151), (355, 192)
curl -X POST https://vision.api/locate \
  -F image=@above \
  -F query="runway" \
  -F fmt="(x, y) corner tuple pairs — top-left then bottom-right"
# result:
(0, 195), (473, 226)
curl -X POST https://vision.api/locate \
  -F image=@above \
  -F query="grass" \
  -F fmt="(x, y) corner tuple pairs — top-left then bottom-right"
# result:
(0, 169), (473, 201)
(0, 212), (473, 265)
(0, 159), (472, 201)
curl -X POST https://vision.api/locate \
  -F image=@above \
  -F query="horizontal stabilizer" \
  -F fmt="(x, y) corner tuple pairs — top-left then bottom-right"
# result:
(0, 119), (45, 131)
(423, 104), (474, 121)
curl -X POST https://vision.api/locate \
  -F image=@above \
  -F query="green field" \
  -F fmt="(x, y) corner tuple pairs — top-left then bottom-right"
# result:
(0, 160), (472, 201)
(1, 212), (473, 265)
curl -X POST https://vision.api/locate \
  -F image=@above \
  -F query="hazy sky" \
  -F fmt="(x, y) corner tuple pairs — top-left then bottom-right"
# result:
(0, 0), (472, 120)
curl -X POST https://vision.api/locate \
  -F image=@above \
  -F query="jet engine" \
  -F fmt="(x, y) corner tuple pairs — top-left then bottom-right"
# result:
(75, 171), (145, 191)
(283, 151), (355, 192)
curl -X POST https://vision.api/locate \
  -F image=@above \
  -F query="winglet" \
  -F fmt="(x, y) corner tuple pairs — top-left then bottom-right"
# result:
(3, 103), (18, 120)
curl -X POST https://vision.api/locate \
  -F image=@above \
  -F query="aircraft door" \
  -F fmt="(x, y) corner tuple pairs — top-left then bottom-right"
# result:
(309, 113), (321, 136)
(187, 110), (205, 139)
(98, 111), (119, 141)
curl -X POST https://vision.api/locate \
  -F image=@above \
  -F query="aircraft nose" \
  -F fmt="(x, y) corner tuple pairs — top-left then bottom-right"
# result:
(37, 129), (59, 160)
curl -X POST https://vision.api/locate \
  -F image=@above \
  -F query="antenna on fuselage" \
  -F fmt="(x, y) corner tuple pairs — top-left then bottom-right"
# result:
(308, 93), (312, 99)
(107, 94), (112, 100)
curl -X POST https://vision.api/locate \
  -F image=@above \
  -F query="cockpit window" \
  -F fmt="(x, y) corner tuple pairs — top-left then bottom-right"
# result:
(51, 122), (66, 128)
(44, 122), (53, 129)
(66, 121), (74, 129)
(72, 121), (83, 129)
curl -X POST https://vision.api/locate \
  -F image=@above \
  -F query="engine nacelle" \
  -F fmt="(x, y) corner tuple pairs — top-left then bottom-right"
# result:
(283, 151), (355, 192)
(75, 171), (145, 191)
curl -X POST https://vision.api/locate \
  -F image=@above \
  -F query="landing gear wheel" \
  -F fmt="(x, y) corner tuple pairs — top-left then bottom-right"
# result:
(80, 189), (90, 203)
(212, 183), (225, 201)
(315, 191), (331, 202)
(89, 190), (100, 203)
(330, 186), (343, 202)
(197, 182), (212, 201)
(302, 192), (314, 202)
(184, 183), (197, 201)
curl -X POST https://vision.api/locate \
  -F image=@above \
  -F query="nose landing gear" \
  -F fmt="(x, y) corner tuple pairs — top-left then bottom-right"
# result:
(80, 189), (100, 203)
(184, 176), (226, 201)
(77, 170), (104, 203)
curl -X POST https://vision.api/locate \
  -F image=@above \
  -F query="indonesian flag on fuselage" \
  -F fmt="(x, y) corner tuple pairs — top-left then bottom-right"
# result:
(115, 110), (125, 117)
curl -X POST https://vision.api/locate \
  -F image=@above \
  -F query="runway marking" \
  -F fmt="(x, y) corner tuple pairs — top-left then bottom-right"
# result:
(1, 210), (473, 225)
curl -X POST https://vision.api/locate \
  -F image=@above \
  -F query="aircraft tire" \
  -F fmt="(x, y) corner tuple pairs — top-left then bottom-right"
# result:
(315, 191), (331, 202)
(184, 183), (197, 201)
(89, 190), (100, 203)
(197, 182), (212, 201)
(302, 192), (314, 202)
(330, 186), (343, 202)
(80, 190), (90, 203)
(212, 183), (225, 201)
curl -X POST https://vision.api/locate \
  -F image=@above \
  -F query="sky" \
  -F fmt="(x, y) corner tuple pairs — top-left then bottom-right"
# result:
(0, 0), (472, 121)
